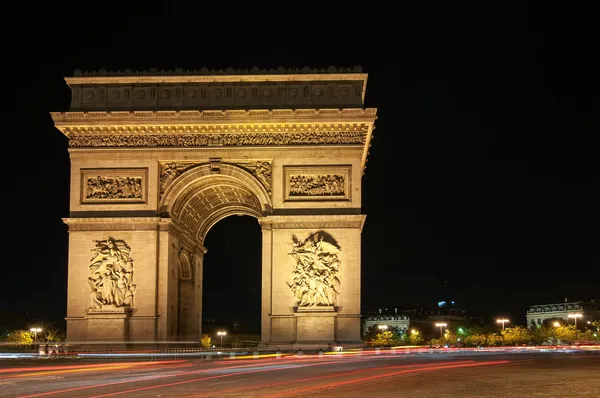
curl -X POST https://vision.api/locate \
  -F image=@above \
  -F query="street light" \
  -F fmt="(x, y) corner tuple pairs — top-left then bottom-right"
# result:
(568, 313), (583, 341)
(435, 322), (447, 339)
(216, 331), (227, 348)
(30, 328), (42, 348)
(496, 318), (510, 331)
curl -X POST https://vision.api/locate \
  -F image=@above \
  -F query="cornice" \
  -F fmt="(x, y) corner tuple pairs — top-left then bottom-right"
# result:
(258, 214), (367, 231)
(65, 73), (367, 85)
(51, 108), (378, 126)
(63, 217), (161, 231)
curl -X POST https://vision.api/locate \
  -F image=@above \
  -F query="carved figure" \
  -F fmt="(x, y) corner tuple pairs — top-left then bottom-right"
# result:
(70, 131), (364, 148)
(88, 237), (135, 310)
(238, 160), (272, 192)
(289, 174), (345, 196)
(286, 231), (341, 307)
(160, 162), (193, 195)
(86, 176), (142, 200)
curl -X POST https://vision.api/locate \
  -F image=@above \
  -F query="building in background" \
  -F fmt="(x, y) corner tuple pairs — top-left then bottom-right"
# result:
(526, 299), (600, 328)
(362, 308), (410, 335)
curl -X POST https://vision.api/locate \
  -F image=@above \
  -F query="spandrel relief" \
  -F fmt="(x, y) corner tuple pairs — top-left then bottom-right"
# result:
(81, 168), (148, 204)
(88, 237), (135, 310)
(286, 231), (341, 308)
(160, 162), (195, 195)
(236, 160), (272, 193)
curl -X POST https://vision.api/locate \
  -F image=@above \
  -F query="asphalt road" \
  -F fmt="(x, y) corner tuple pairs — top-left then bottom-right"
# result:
(1, 350), (599, 397)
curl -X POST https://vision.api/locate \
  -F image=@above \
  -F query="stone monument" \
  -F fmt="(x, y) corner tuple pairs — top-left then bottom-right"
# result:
(51, 66), (378, 348)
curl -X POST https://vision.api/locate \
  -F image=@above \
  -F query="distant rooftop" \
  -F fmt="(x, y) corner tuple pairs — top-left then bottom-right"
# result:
(72, 66), (363, 77)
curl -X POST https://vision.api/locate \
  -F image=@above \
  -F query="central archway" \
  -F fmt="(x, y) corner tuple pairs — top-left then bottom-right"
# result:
(161, 163), (272, 243)
(159, 163), (272, 341)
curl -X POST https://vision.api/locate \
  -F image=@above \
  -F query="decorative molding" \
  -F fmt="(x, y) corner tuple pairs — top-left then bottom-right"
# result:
(287, 231), (341, 308)
(63, 217), (161, 231)
(88, 237), (135, 310)
(66, 131), (365, 148)
(71, 66), (363, 77)
(159, 160), (273, 198)
(284, 165), (350, 202)
(81, 168), (148, 204)
(258, 214), (366, 231)
(51, 108), (377, 124)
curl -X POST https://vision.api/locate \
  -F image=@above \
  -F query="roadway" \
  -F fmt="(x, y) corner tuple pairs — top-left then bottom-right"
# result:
(1, 348), (599, 397)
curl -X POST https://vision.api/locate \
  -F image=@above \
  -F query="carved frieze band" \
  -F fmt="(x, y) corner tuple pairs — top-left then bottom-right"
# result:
(81, 168), (148, 204)
(284, 165), (351, 201)
(160, 160), (272, 196)
(258, 215), (367, 230)
(63, 217), (161, 231)
(67, 131), (365, 148)
(52, 108), (377, 122)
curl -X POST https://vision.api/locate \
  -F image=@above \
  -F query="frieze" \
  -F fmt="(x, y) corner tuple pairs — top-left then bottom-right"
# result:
(81, 168), (148, 204)
(69, 131), (364, 148)
(284, 165), (351, 201)
(51, 108), (378, 124)
(258, 215), (367, 231)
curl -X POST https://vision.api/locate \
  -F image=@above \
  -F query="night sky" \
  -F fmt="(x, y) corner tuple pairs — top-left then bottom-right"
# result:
(4, 3), (598, 334)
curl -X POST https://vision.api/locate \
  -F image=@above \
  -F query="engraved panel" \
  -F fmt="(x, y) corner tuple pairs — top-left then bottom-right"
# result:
(81, 168), (148, 204)
(284, 165), (351, 202)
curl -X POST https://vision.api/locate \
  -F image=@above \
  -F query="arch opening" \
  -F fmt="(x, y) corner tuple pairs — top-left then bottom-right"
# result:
(160, 163), (272, 243)
(202, 215), (262, 340)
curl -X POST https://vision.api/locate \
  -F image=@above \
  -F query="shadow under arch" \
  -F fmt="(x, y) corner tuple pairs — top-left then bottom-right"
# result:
(160, 163), (272, 243)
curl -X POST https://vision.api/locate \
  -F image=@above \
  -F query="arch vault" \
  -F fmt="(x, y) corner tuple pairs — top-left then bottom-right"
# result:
(52, 67), (377, 348)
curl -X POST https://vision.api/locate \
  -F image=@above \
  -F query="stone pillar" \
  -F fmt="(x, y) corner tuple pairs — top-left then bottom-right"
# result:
(63, 217), (161, 344)
(258, 214), (366, 348)
(260, 224), (273, 345)
(194, 244), (207, 340)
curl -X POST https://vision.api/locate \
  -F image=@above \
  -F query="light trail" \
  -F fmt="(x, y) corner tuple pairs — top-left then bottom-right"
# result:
(264, 360), (512, 397)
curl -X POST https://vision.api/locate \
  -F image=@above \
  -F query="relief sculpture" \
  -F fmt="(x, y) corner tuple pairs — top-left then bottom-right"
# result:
(86, 176), (142, 200)
(69, 131), (364, 148)
(160, 162), (194, 195)
(289, 174), (345, 196)
(88, 237), (135, 310)
(286, 231), (341, 308)
(237, 160), (272, 193)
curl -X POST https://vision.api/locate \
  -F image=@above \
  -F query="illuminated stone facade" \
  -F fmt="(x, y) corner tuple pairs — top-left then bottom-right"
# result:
(52, 67), (377, 348)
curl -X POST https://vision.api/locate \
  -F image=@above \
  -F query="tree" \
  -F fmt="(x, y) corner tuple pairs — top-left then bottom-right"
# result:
(5, 330), (34, 345)
(372, 331), (396, 347)
(200, 333), (212, 348)
(501, 326), (532, 346)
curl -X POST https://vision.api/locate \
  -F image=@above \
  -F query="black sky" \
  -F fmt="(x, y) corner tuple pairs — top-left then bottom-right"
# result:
(3, 2), (598, 333)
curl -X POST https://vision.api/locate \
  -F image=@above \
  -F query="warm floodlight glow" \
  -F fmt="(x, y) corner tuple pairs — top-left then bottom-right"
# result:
(553, 322), (561, 327)
(435, 322), (447, 339)
(496, 318), (510, 330)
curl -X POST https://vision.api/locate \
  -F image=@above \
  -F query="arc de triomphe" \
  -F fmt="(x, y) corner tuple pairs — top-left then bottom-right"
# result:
(51, 67), (377, 348)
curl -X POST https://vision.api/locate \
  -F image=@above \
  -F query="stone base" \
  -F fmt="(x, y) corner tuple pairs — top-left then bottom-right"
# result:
(84, 306), (132, 342)
(295, 309), (336, 344)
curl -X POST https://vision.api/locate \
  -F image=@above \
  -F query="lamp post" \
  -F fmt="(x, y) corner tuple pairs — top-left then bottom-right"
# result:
(30, 328), (42, 350)
(568, 313), (583, 342)
(217, 331), (227, 348)
(435, 323), (447, 339)
(496, 318), (510, 331)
